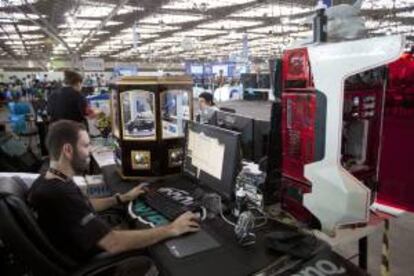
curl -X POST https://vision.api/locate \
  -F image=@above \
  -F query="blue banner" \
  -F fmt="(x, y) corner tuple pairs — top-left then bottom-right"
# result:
(185, 61), (236, 78)
(323, 0), (332, 7)
(113, 65), (138, 76)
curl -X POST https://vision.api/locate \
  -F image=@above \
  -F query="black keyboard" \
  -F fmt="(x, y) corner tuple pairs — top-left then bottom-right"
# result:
(144, 190), (199, 221)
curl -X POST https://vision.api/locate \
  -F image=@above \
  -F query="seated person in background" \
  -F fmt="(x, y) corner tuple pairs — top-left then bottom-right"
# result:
(9, 94), (30, 114)
(28, 120), (199, 271)
(198, 92), (219, 124)
(8, 94), (31, 134)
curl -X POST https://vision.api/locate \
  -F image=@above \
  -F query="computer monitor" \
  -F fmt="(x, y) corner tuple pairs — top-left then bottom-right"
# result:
(214, 111), (254, 161)
(253, 119), (271, 163)
(190, 64), (204, 75)
(183, 121), (241, 200)
(258, 74), (270, 88)
(241, 73), (258, 89)
(212, 64), (229, 77)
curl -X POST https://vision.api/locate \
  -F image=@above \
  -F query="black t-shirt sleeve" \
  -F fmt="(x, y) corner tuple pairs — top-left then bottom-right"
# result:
(53, 185), (111, 253)
(47, 92), (57, 117)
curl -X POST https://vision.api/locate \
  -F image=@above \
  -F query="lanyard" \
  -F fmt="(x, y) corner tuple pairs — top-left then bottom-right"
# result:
(48, 167), (70, 182)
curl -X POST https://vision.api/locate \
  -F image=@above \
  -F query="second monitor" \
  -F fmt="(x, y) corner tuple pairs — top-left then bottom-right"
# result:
(213, 111), (255, 161)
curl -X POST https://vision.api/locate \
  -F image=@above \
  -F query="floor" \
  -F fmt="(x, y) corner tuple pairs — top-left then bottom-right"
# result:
(334, 213), (414, 276)
(2, 99), (414, 275)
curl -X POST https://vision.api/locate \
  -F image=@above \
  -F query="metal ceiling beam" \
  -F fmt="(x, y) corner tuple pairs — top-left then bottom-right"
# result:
(10, 0), (74, 54)
(76, 0), (130, 53)
(105, 0), (315, 58)
(78, 0), (171, 55)
(146, 26), (308, 60)
(104, 0), (263, 57)
(0, 24), (19, 59)
(0, 41), (17, 59)
(394, 17), (414, 25)
(105, 0), (317, 58)
(12, 23), (30, 56)
(362, 5), (414, 18)
(108, 1), (414, 59)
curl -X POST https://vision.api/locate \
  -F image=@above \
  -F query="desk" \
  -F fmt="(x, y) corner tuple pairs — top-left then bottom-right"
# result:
(99, 164), (367, 276)
(90, 140), (116, 169)
(91, 144), (376, 274)
(101, 165), (289, 275)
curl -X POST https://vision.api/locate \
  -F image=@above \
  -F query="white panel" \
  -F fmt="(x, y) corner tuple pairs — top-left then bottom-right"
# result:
(304, 35), (404, 235)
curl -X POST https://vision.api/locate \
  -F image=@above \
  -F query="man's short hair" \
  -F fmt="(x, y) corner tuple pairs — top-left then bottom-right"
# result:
(199, 92), (214, 105)
(64, 70), (83, 86)
(46, 120), (86, 160)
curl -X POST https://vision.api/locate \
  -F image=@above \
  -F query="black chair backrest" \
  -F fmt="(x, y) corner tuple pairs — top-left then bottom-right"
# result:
(219, 107), (236, 114)
(0, 176), (77, 275)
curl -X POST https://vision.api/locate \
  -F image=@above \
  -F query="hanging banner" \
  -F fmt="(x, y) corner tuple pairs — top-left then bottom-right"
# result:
(113, 65), (138, 76)
(82, 58), (105, 71)
(322, 0), (332, 7)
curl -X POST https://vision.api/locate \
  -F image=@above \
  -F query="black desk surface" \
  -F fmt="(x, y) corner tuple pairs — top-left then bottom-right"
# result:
(101, 165), (367, 276)
(102, 165), (291, 276)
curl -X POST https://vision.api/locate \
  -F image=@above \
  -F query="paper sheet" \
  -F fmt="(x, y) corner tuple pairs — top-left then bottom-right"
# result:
(188, 130), (224, 180)
(92, 150), (116, 167)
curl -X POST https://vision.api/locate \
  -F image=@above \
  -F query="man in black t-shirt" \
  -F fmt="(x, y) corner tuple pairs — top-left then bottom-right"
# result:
(48, 70), (89, 125)
(28, 120), (199, 265)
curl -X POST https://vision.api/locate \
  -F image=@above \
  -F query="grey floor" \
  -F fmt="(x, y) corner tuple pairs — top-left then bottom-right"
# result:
(333, 214), (414, 276)
(2, 99), (414, 275)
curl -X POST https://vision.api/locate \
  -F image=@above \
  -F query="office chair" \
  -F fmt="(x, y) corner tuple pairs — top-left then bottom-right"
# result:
(0, 176), (151, 276)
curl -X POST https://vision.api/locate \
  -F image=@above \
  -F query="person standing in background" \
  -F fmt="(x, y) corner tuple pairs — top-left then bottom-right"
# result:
(216, 69), (225, 88)
(48, 70), (91, 128)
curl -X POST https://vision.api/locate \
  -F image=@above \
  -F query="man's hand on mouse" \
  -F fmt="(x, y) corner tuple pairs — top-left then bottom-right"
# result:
(121, 183), (148, 202)
(168, 212), (200, 237)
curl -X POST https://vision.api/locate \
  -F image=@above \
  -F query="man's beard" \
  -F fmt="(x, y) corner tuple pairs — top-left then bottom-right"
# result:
(71, 150), (90, 175)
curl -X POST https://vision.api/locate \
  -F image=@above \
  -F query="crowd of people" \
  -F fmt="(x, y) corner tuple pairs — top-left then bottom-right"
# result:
(0, 74), (62, 105)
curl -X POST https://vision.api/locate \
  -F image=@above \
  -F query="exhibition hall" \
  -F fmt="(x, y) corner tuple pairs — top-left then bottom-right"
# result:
(0, 0), (413, 275)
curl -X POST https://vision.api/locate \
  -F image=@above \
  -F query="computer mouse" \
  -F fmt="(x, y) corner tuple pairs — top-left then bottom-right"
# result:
(191, 206), (207, 221)
(139, 182), (151, 187)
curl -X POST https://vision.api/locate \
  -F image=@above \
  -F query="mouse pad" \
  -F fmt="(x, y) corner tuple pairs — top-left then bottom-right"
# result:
(165, 229), (221, 258)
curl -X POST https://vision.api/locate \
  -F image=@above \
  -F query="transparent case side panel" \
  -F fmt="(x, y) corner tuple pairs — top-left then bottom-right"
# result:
(341, 67), (385, 184)
(160, 89), (190, 139)
(110, 88), (120, 138)
(120, 90), (156, 140)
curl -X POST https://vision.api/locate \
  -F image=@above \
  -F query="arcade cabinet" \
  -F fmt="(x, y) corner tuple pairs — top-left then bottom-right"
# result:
(110, 76), (193, 179)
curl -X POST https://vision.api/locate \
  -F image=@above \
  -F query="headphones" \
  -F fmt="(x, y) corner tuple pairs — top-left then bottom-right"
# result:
(235, 211), (256, 246)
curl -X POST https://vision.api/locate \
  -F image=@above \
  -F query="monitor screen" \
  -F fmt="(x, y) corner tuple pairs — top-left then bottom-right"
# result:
(214, 111), (254, 161)
(183, 121), (240, 200)
(241, 73), (258, 89)
(253, 119), (271, 163)
(191, 65), (204, 75)
(114, 66), (138, 77)
(212, 64), (229, 77)
(258, 74), (270, 88)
